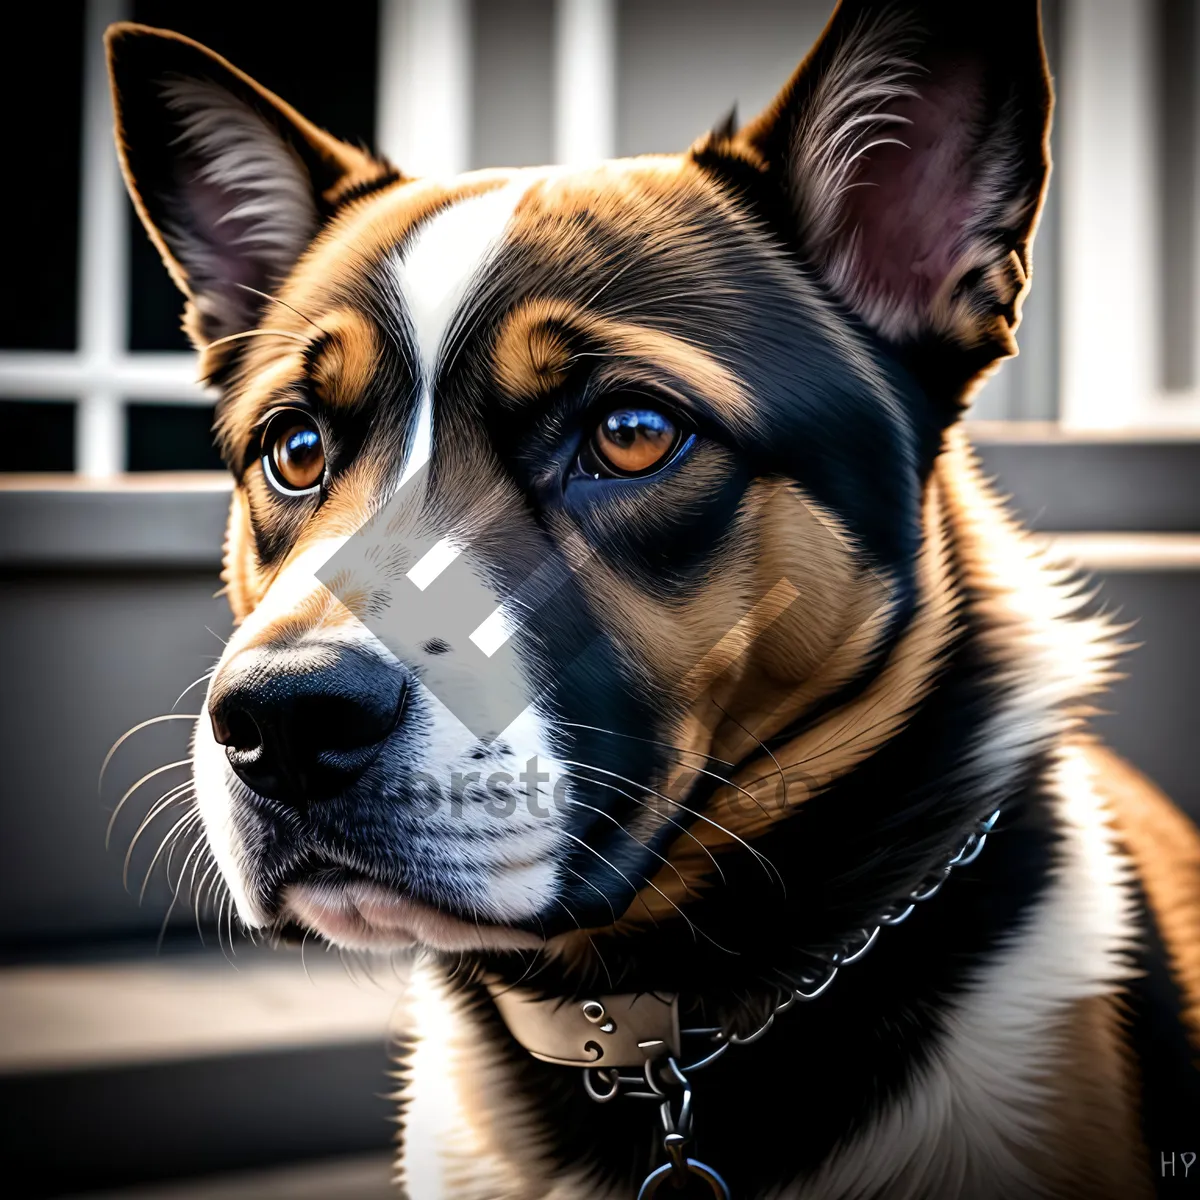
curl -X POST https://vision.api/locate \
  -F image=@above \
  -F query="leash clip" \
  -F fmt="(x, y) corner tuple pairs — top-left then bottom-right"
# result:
(635, 1057), (730, 1199)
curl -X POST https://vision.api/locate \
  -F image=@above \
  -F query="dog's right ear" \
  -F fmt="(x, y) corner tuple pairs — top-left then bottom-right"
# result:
(106, 24), (395, 369)
(702, 0), (1052, 414)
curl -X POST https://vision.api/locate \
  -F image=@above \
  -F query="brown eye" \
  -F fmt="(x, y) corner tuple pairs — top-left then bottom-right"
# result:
(263, 412), (325, 493)
(589, 407), (680, 477)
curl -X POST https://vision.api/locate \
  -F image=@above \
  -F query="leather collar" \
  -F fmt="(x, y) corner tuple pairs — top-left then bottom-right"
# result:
(487, 983), (681, 1068)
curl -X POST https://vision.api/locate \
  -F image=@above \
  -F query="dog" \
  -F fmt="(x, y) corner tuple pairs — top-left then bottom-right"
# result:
(107, 2), (1200, 1196)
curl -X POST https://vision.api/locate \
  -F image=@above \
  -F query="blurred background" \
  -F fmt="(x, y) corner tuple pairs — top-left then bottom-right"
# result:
(0, 1), (1197, 1196)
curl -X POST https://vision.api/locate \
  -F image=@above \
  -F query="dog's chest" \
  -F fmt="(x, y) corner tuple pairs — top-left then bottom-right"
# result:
(392, 967), (1069, 1200)
(395, 959), (622, 1200)
(392, 758), (1144, 1200)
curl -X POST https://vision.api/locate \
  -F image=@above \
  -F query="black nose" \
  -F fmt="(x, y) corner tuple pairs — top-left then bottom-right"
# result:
(208, 644), (407, 805)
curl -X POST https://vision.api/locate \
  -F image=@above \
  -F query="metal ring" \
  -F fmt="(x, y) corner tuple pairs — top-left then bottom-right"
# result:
(773, 990), (799, 1016)
(950, 831), (987, 868)
(728, 1012), (774, 1046)
(980, 808), (1001, 833)
(839, 925), (880, 966)
(663, 1132), (690, 1179)
(878, 901), (915, 926)
(660, 1056), (689, 1091)
(947, 832), (977, 867)
(911, 867), (950, 902)
(642, 1057), (668, 1098)
(794, 963), (838, 1001)
(680, 1040), (730, 1074)
(637, 1159), (731, 1199)
(583, 1067), (621, 1103)
(657, 1083), (694, 1145)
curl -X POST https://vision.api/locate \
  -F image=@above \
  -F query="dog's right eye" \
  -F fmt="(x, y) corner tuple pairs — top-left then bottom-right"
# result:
(261, 410), (326, 495)
(577, 406), (686, 480)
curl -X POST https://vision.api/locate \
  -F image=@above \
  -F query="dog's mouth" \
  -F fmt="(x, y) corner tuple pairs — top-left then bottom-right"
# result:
(277, 873), (548, 953)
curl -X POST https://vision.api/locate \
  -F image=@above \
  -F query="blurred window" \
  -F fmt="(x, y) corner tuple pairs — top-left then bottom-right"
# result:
(126, 0), (381, 354)
(0, 3), (85, 351)
(472, 0), (555, 168)
(0, 0), (1197, 476)
(126, 403), (223, 472)
(1159, 0), (1198, 394)
(0, 402), (76, 472)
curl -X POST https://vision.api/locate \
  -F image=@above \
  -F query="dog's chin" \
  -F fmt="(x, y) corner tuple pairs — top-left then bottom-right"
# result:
(281, 882), (547, 953)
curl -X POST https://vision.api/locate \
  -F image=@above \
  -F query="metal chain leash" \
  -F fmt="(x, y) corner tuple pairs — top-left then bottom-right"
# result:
(583, 807), (1002, 1198)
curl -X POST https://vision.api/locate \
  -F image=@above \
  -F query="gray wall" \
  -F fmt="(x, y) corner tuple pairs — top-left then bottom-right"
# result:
(0, 571), (230, 949)
(615, 0), (828, 155)
(472, 0), (555, 167)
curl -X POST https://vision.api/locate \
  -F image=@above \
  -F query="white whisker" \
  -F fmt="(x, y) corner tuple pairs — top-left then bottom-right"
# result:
(99, 717), (198, 795)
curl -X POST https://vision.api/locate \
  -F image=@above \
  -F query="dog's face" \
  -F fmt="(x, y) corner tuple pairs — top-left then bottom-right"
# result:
(109, 1), (1050, 954)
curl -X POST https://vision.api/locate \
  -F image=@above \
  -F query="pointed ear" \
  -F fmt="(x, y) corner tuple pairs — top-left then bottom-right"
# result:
(724, 0), (1052, 403)
(106, 23), (397, 364)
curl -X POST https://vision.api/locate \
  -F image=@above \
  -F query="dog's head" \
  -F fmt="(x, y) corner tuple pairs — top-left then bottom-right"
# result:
(108, 1), (1050, 957)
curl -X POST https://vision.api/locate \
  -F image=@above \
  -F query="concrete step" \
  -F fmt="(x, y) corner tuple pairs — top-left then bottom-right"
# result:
(0, 948), (405, 1197)
(64, 1154), (396, 1200)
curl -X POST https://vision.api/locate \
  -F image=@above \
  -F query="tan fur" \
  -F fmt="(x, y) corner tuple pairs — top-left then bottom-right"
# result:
(1026, 994), (1152, 1200)
(1090, 742), (1200, 1052)
(311, 308), (383, 410)
(491, 301), (574, 401)
(486, 294), (755, 428)
(220, 487), (261, 624)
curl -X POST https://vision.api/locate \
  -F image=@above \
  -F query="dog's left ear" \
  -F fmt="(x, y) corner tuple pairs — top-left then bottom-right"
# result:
(713, 0), (1052, 408)
(106, 24), (395, 373)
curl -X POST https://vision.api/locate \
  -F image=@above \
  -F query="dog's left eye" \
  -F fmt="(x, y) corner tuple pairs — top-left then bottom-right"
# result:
(261, 410), (325, 495)
(579, 406), (683, 479)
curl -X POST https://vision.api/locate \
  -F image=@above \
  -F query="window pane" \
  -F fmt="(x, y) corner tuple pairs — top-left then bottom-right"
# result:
(126, 404), (223, 472)
(472, 0), (554, 168)
(0, 4), (84, 350)
(616, 0), (827, 156)
(0, 402), (75, 472)
(1158, 0), (1197, 391)
(127, 0), (381, 352)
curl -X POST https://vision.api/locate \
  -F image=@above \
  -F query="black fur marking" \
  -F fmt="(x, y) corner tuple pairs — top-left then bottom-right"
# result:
(331, 165), (403, 211)
(710, 105), (739, 141)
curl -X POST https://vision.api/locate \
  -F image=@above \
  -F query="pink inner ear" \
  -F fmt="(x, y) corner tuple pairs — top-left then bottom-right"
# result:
(186, 173), (275, 297)
(841, 62), (985, 315)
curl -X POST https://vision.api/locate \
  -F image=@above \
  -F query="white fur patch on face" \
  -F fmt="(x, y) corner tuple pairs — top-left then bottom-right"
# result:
(790, 744), (1137, 1200)
(391, 177), (538, 487)
(395, 178), (536, 376)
